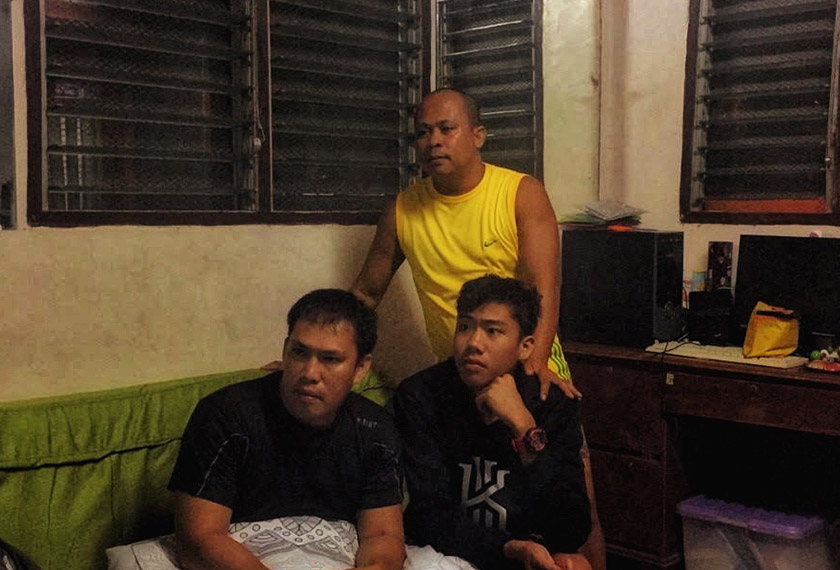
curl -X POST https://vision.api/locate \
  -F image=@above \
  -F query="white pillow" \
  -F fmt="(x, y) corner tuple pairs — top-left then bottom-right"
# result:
(106, 517), (478, 570)
(106, 517), (357, 570)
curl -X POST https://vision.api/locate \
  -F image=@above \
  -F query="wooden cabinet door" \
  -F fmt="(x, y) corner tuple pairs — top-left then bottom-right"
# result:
(590, 449), (685, 566)
(568, 354), (665, 458)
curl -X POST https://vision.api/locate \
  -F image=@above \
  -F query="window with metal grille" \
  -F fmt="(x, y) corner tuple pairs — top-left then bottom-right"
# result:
(680, 0), (840, 223)
(269, 0), (420, 215)
(26, 0), (259, 224)
(24, 0), (420, 225)
(436, 0), (542, 179)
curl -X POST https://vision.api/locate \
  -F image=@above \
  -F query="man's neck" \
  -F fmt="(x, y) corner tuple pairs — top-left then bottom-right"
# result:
(433, 161), (486, 196)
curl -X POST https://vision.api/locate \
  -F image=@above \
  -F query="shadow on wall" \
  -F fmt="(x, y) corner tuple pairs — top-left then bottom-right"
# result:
(372, 265), (436, 387)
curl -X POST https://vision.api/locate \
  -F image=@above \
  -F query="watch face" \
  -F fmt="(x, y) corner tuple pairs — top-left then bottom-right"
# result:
(525, 428), (547, 453)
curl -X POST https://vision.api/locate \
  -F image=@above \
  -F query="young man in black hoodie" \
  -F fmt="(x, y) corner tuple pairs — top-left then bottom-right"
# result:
(393, 276), (591, 570)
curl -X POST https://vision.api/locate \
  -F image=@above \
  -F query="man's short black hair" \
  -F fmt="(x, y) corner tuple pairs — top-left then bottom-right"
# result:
(287, 289), (378, 357)
(421, 88), (482, 127)
(456, 275), (541, 337)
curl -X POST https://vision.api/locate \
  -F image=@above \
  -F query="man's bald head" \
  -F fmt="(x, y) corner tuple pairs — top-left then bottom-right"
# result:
(417, 88), (482, 128)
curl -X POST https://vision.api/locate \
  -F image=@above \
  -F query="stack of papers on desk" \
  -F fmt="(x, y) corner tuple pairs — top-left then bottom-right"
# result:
(559, 200), (645, 228)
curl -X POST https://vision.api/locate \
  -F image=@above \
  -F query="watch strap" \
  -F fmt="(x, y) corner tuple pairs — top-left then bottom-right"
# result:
(511, 427), (547, 454)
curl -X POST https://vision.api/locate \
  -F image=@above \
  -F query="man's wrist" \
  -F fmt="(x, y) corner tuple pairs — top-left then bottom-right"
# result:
(505, 411), (536, 437)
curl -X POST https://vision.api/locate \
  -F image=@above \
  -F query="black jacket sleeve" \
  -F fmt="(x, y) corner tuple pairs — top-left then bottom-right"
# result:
(515, 381), (591, 553)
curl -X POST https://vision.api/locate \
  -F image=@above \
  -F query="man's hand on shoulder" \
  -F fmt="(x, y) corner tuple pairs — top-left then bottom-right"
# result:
(523, 356), (581, 401)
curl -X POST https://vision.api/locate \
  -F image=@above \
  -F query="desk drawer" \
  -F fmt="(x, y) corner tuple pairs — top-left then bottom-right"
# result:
(662, 371), (840, 436)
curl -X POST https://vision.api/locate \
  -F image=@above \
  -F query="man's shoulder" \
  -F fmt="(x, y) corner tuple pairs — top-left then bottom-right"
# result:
(394, 359), (461, 409)
(484, 162), (527, 179)
(201, 373), (276, 403)
(396, 177), (432, 212)
(343, 392), (397, 428)
(398, 176), (430, 197)
(192, 373), (277, 421)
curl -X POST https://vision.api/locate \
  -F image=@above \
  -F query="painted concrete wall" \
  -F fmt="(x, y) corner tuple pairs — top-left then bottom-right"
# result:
(0, 2), (599, 401)
(598, 1), (840, 282)
(0, 224), (432, 401)
(543, 0), (601, 211)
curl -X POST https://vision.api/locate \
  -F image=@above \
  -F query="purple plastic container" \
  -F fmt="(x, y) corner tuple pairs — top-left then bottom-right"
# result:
(677, 495), (824, 540)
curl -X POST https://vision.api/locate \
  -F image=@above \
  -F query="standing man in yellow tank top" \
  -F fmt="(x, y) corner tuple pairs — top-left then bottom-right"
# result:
(352, 88), (605, 570)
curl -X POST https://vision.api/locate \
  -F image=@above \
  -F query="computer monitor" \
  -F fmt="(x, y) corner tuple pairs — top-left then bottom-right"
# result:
(732, 234), (840, 352)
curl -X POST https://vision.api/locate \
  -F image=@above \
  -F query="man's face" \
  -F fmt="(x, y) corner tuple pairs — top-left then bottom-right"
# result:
(453, 302), (534, 391)
(280, 319), (370, 429)
(415, 91), (486, 180)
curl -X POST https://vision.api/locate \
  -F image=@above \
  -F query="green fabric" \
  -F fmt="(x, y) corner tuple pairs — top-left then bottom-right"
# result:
(0, 369), (265, 570)
(351, 368), (395, 408)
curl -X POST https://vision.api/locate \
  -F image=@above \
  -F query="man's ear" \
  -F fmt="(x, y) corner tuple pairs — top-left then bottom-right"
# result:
(518, 335), (535, 362)
(282, 337), (289, 357)
(473, 125), (487, 149)
(352, 353), (372, 387)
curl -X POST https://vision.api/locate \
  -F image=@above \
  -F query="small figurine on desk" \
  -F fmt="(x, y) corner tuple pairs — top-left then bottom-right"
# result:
(807, 346), (840, 372)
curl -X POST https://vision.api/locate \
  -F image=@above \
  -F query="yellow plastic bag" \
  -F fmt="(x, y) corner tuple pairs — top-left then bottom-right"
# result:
(742, 301), (799, 357)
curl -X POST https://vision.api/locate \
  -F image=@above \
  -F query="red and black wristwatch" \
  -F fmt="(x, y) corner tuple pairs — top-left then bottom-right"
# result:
(512, 427), (548, 454)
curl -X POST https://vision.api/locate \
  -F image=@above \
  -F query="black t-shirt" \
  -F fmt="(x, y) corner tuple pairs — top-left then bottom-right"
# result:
(168, 373), (402, 523)
(393, 359), (590, 570)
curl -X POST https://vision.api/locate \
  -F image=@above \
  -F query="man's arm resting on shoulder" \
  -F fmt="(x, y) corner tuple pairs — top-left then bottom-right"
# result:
(353, 504), (406, 570)
(351, 200), (405, 309)
(173, 492), (269, 570)
(515, 177), (580, 400)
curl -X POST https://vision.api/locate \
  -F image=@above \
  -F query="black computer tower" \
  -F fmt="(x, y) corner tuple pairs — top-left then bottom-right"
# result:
(560, 229), (684, 348)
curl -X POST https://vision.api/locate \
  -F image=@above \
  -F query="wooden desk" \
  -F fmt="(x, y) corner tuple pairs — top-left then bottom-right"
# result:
(658, 352), (840, 436)
(563, 341), (840, 569)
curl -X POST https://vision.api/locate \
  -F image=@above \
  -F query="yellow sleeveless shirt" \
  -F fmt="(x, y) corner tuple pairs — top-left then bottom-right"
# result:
(396, 163), (571, 380)
(396, 163), (521, 361)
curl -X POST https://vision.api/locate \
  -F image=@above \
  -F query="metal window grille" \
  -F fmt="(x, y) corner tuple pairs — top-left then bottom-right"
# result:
(38, 0), (258, 213)
(0, 181), (12, 229)
(269, 0), (420, 213)
(687, 0), (839, 212)
(436, 0), (541, 177)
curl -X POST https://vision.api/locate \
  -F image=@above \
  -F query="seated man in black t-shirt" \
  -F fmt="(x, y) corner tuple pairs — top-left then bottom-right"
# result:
(168, 289), (404, 570)
(394, 276), (592, 570)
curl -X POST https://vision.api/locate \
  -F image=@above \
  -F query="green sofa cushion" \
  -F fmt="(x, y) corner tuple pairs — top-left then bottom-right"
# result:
(0, 369), (265, 570)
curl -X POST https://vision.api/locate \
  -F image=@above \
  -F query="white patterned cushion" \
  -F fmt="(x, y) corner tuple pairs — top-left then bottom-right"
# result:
(106, 517), (357, 570)
(106, 517), (478, 570)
